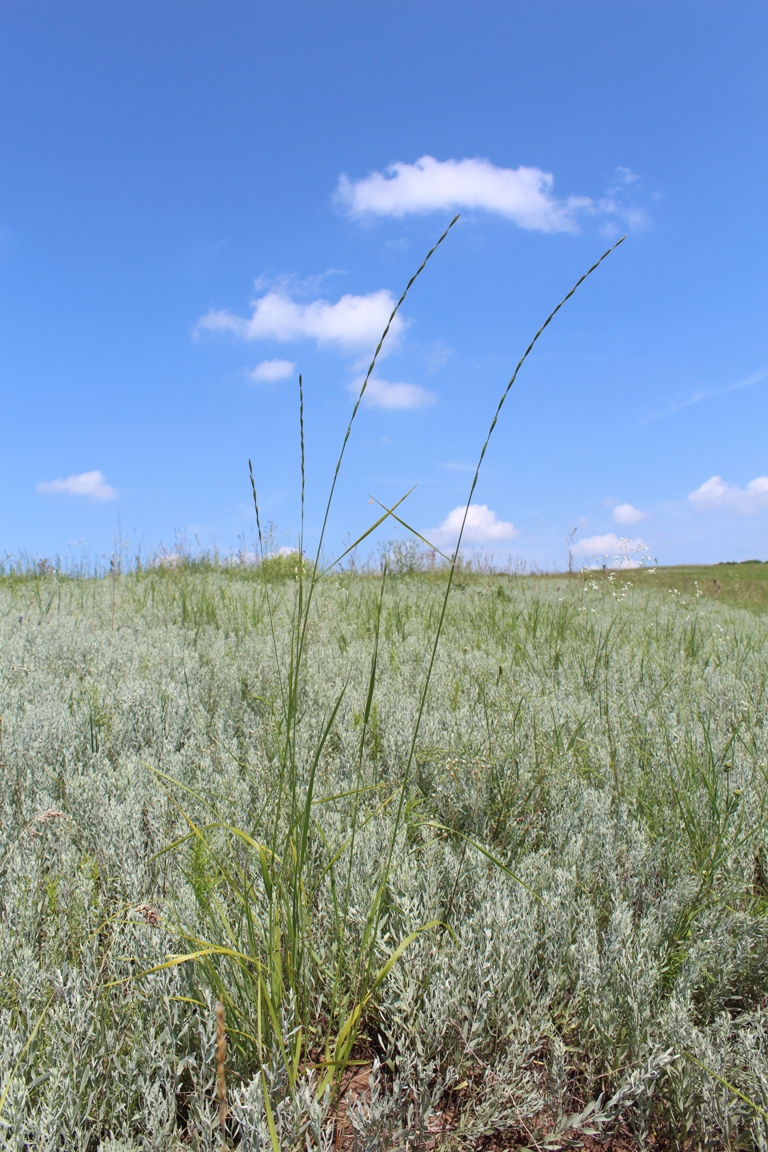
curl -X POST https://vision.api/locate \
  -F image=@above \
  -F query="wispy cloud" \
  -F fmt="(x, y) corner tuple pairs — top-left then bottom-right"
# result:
(614, 166), (640, 186)
(689, 474), (768, 515)
(612, 502), (649, 525)
(37, 470), (117, 501)
(197, 288), (404, 354)
(572, 532), (648, 567)
(336, 156), (645, 233)
(429, 503), (517, 546)
(425, 340), (452, 373)
(638, 369), (768, 428)
(252, 268), (347, 296)
(352, 376), (435, 410)
(249, 358), (296, 384)
(595, 165), (649, 232)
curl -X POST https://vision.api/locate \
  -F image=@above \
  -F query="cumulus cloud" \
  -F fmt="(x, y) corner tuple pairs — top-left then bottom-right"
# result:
(572, 532), (648, 568)
(337, 156), (650, 234)
(37, 470), (117, 501)
(689, 474), (768, 515)
(612, 502), (649, 525)
(197, 288), (404, 353)
(249, 358), (296, 384)
(351, 376), (435, 410)
(429, 504), (517, 546)
(336, 155), (596, 232)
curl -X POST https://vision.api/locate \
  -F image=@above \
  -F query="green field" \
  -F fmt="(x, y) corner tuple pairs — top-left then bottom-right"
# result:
(586, 562), (768, 615)
(2, 563), (768, 1149)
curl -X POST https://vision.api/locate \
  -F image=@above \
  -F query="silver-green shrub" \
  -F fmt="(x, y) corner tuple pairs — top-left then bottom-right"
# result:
(1, 568), (767, 1148)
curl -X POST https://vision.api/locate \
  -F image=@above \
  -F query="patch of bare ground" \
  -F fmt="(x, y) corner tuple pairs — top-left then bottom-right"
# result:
(329, 1060), (374, 1150)
(326, 1059), (674, 1152)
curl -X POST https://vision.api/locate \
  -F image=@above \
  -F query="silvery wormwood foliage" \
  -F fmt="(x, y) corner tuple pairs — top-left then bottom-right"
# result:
(1, 568), (767, 1147)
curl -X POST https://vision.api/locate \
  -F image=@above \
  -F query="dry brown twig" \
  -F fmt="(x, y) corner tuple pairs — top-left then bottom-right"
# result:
(134, 903), (160, 927)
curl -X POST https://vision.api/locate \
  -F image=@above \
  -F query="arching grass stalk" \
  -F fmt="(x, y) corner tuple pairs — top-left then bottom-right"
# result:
(355, 236), (627, 1001)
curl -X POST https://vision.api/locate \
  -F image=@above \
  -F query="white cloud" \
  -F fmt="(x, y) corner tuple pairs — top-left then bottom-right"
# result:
(37, 470), (117, 501)
(572, 532), (648, 568)
(612, 502), (649, 525)
(336, 155), (594, 232)
(430, 504), (517, 546)
(197, 288), (404, 353)
(351, 376), (435, 410)
(689, 474), (768, 515)
(249, 358), (296, 384)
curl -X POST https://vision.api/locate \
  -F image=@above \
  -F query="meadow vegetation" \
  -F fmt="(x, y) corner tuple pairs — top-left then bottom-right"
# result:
(1, 561), (768, 1149)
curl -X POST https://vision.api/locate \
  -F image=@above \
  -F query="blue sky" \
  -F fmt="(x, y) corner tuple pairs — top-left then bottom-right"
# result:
(1, 1), (767, 570)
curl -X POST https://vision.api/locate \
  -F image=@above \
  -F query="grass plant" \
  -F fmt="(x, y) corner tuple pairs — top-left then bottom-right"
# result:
(145, 226), (625, 1116)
